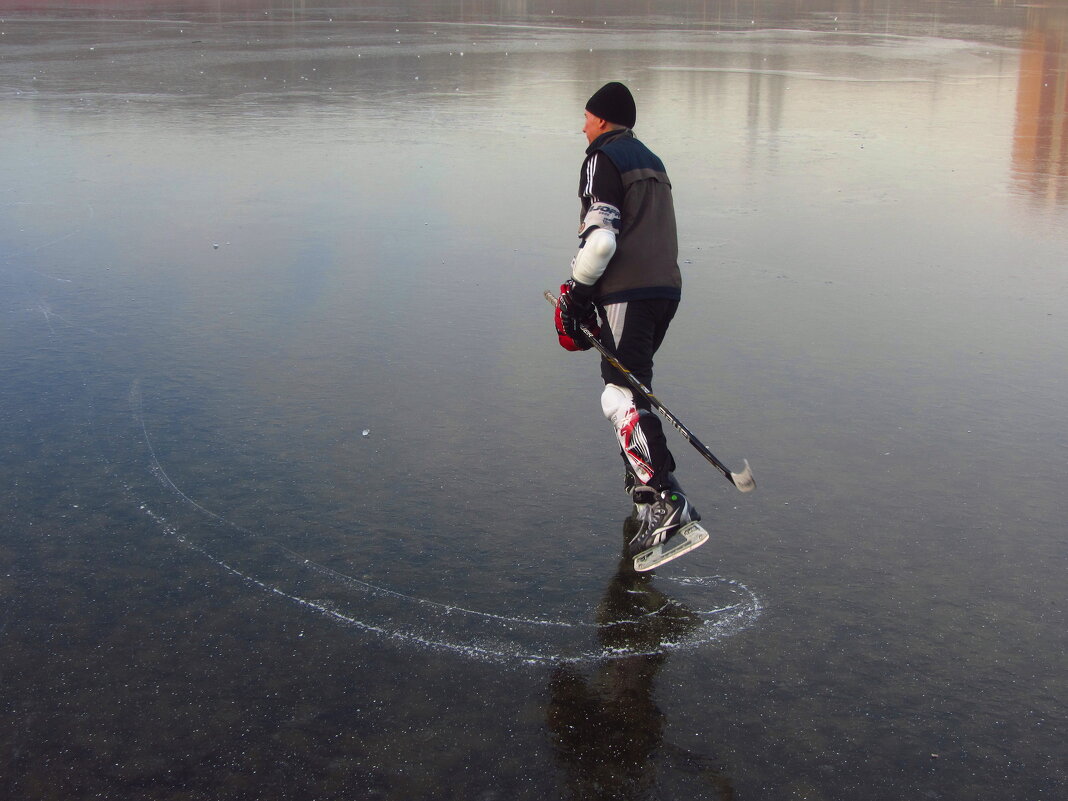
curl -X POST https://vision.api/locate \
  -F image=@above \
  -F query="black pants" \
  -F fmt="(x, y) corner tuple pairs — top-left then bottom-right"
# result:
(598, 298), (679, 491)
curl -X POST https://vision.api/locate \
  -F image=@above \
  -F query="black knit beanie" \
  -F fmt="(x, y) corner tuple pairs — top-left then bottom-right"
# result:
(585, 81), (636, 128)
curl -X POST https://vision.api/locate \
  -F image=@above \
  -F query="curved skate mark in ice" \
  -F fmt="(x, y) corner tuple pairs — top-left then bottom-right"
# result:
(130, 378), (601, 627)
(130, 383), (635, 628)
(130, 380), (762, 664)
(130, 380), (230, 525)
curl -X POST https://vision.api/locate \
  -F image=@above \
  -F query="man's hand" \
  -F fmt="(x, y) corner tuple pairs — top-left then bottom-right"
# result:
(555, 280), (600, 351)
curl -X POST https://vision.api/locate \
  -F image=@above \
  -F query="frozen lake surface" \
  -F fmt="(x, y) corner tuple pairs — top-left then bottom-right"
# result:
(2, 2), (1066, 799)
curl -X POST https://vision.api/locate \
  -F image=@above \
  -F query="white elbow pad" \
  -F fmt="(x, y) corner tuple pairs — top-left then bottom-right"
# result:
(571, 228), (617, 286)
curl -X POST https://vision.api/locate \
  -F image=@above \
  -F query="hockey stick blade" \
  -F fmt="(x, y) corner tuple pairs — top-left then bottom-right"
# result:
(731, 459), (756, 493)
(545, 289), (756, 493)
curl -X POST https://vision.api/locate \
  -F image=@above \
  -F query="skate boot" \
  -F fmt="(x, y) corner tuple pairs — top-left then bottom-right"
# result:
(627, 488), (701, 559)
(624, 470), (658, 523)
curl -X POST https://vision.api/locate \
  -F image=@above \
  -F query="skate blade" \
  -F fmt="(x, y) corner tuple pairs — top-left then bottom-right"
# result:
(632, 521), (709, 572)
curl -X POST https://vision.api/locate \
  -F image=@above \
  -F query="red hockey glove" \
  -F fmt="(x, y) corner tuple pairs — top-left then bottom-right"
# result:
(555, 280), (600, 351)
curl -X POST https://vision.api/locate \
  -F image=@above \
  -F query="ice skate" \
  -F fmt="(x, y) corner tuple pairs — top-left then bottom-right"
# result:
(628, 488), (708, 571)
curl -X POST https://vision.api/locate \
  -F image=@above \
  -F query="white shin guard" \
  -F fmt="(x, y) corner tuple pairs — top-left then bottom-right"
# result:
(600, 383), (654, 484)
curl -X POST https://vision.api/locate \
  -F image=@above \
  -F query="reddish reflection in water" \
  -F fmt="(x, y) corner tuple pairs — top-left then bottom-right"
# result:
(1013, 3), (1068, 207)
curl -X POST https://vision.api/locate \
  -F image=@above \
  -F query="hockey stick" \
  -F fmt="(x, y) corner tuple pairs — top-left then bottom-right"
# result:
(545, 290), (755, 493)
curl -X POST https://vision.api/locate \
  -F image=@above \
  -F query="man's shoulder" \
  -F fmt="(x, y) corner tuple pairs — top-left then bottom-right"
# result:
(579, 149), (623, 193)
(599, 135), (666, 177)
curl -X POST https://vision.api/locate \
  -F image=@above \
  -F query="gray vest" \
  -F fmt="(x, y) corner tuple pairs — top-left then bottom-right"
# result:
(586, 131), (682, 304)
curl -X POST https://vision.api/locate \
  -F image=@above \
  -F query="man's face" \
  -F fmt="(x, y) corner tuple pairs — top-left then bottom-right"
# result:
(583, 110), (607, 144)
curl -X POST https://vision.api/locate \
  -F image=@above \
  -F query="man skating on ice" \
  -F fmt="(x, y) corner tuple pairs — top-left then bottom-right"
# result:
(555, 81), (701, 560)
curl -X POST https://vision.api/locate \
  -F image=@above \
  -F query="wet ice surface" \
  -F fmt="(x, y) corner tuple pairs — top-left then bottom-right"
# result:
(2, 2), (1067, 799)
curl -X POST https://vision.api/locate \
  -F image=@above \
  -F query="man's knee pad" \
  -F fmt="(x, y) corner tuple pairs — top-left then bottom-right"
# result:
(600, 383), (635, 426)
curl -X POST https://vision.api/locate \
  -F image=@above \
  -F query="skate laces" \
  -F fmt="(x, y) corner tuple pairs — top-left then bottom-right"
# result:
(632, 490), (699, 550)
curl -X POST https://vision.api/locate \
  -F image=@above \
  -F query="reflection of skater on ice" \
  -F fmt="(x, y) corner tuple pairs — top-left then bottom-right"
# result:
(546, 515), (734, 800)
